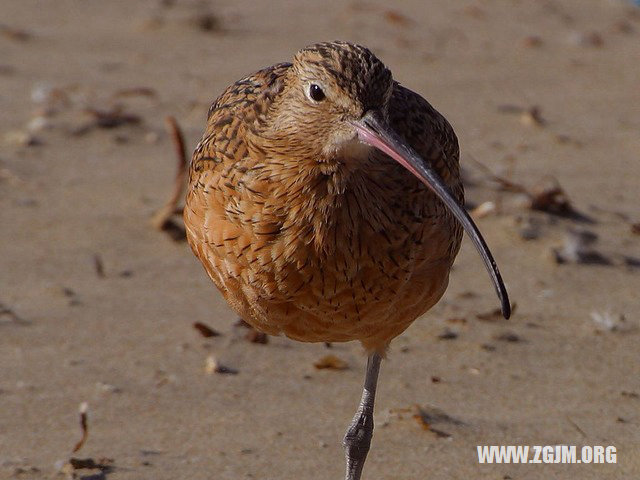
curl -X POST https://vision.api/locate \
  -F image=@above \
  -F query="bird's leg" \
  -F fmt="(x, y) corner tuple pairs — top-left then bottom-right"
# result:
(343, 352), (382, 480)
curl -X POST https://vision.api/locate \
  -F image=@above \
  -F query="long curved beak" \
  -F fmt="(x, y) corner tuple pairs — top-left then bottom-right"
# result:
(352, 110), (511, 319)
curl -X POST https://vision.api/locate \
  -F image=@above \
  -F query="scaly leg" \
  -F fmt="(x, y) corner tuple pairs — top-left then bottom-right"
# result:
(343, 352), (383, 480)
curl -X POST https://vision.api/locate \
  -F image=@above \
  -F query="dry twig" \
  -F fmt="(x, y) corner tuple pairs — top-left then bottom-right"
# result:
(72, 402), (89, 453)
(151, 116), (188, 240)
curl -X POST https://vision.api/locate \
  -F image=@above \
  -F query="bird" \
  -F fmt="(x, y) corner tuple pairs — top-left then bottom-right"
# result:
(184, 41), (510, 480)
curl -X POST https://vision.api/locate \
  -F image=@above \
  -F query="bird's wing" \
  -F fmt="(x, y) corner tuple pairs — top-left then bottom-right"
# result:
(387, 83), (463, 203)
(193, 62), (292, 167)
(184, 63), (291, 296)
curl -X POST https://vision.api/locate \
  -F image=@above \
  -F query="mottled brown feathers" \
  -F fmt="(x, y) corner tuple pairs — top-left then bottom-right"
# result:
(295, 41), (393, 112)
(185, 41), (463, 353)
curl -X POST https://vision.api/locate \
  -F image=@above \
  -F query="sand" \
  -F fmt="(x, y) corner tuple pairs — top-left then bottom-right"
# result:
(1, 1), (639, 479)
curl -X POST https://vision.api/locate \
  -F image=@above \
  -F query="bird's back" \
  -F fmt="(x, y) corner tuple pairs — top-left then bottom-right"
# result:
(185, 63), (463, 353)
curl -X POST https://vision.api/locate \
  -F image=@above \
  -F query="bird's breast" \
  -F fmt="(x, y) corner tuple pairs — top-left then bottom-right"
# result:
(185, 162), (462, 349)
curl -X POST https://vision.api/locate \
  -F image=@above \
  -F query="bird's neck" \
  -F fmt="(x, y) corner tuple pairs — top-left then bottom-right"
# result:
(246, 123), (395, 256)
(291, 166), (368, 256)
(268, 154), (390, 256)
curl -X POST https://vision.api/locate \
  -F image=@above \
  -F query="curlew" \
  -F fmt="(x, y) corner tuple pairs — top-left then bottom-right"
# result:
(184, 41), (510, 480)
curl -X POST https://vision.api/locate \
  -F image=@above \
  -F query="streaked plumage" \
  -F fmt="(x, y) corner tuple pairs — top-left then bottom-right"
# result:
(184, 41), (509, 480)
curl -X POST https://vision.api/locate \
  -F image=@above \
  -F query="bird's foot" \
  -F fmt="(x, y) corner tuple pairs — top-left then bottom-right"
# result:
(343, 406), (374, 480)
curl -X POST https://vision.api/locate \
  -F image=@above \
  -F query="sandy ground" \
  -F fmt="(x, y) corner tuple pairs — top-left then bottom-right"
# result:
(1, 1), (640, 479)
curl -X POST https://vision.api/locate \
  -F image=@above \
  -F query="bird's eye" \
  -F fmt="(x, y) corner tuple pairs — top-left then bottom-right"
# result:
(309, 84), (326, 102)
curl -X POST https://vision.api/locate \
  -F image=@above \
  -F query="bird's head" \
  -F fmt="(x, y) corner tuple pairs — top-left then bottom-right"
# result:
(270, 41), (393, 163)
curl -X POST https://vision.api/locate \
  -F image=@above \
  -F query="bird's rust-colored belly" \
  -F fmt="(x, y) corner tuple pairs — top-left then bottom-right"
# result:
(185, 179), (461, 352)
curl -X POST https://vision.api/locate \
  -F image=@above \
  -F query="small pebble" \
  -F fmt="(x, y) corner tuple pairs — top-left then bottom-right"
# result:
(471, 201), (496, 219)
(552, 228), (611, 265)
(522, 35), (543, 48)
(26, 116), (52, 133)
(190, 13), (222, 32)
(96, 382), (122, 394)
(205, 355), (238, 375)
(520, 106), (545, 127)
(31, 84), (51, 104)
(144, 131), (160, 143)
(590, 312), (633, 333)
(2, 130), (41, 147)
(494, 332), (522, 343)
(437, 329), (458, 340)
(569, 31), (604, 47)
(514, 215), (542, 240)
